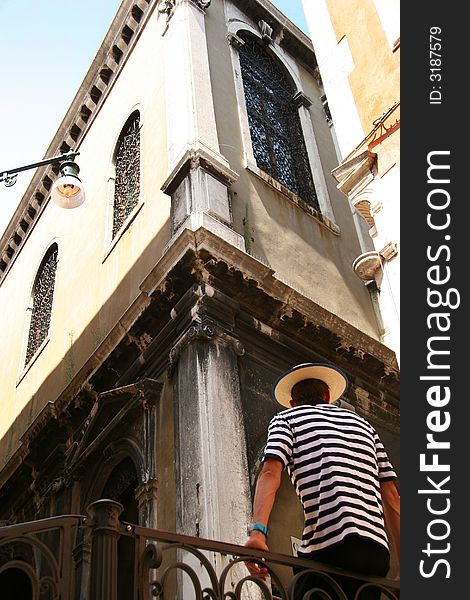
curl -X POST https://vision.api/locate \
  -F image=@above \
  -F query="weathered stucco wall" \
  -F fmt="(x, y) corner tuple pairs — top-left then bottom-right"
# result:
(0, 6), (170, 448)
(206, 0), (380, 338)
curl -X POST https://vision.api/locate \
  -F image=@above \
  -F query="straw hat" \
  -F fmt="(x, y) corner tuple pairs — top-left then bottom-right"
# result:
(272, 363), (348, 408)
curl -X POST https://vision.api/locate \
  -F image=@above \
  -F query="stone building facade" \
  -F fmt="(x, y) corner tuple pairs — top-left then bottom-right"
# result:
(0, 0), (399, 595)
(302, 0), (400, 362)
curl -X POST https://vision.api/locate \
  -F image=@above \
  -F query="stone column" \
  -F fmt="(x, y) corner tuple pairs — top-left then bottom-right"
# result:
(159, 0), (245, 250)
(87, 499), (123, 600)
(137, 380), (162, 528)
(169, 284), (252, 597)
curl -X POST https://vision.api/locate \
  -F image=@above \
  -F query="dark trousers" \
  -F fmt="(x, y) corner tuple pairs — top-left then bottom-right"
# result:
(292, 536), (390, 600)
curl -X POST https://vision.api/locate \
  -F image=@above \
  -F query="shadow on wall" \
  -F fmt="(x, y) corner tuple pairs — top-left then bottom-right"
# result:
(0, 215), (172, 478)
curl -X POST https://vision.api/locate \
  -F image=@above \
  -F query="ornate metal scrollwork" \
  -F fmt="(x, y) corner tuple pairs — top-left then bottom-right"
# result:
(237, 33), (319, 210)
(112, 112), (140, 238)
(3, 173), (17, 187)
(25, 245), (58, 365)
(0, 514), (400, 599)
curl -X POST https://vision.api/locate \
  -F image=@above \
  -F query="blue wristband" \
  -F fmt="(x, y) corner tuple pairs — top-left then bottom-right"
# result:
(247, 521), (269, 536)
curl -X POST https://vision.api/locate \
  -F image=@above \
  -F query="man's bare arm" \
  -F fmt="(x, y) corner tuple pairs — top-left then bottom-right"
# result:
(251, 458), (283, 526)
(244, 458), (283, 576)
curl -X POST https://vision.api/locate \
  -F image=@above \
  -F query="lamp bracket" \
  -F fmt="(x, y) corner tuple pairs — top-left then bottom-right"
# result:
(0, 151), (80, 186)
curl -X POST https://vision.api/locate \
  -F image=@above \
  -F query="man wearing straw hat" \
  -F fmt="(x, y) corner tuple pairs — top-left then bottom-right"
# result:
(245, 363), (400, 599)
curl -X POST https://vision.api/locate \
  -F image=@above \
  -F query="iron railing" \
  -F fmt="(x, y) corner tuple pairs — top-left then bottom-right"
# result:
(0, 499), (400, 599)
(0, 513), (82, 598)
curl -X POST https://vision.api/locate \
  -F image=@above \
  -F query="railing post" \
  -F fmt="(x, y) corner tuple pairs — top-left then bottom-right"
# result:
(87, 499), (123, 600)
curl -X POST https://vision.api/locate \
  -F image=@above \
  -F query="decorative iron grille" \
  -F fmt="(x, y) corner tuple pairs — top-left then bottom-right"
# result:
(113, 112), (141, 238)
(0, 502), (400, 599)
(238, 35), (319, 210)
(0, 515), (81, 599)
(25, 246), (58, 365)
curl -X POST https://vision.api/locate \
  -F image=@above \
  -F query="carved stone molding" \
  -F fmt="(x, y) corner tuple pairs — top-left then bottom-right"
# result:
(161, 146), (244, 250)
(158, 0), (210, 20)
(293, 91), (312, 110)
(352, 242), (398, 284)
(168, 284), (245, 373)
(135, 479), (159, 509)
(191, 0), (211, 10)
(226, 32), (245, 49)
(379, 241), (399, 263)
(352, 251), (383, 282)
(331, 151), (378, 229)
(65, 378), (162, 474)
(258, 19), (274, 44)
(169, 318), (245, 373)
(158, 0), (175, 15)
(162, 146), (238, 197)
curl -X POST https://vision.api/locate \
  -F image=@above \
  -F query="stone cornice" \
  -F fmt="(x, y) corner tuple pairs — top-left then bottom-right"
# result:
(331, 151), (378, 199)
(161, 144), (239, 196)
(141, 228), (398, 372)
(0, 225), (398, 493)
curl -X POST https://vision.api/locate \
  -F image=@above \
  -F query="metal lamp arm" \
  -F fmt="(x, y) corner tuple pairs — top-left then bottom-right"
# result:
(0, 151), (80, 184)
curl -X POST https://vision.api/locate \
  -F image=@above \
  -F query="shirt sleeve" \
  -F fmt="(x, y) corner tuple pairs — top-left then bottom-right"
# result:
(374, 431), (397, 481)
(263, 413), (294, 468)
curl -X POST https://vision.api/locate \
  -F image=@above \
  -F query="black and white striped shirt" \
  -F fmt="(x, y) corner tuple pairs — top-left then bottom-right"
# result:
(263, 403), (397, 556)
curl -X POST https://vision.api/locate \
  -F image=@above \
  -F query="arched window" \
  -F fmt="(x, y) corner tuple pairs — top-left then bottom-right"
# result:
(112, 111), (141, 238)
(25, 244), (58, 365)
(238, 34), (318, 210)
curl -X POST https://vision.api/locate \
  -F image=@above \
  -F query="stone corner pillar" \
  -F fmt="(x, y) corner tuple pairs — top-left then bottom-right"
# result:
(168, 286), (252, 596)
(160, 0), (245, 252)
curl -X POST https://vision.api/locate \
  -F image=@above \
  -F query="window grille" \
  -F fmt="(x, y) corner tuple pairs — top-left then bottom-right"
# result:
(113, 112), (141, 238)
(102, 457), (139, 501)
(238, 35), (318, 210)
(25, 245), (58, 365)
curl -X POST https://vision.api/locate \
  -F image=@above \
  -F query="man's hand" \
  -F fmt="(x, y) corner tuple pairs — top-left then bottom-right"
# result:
(244, 531), (270, 579)
(244, 459), (282, 579)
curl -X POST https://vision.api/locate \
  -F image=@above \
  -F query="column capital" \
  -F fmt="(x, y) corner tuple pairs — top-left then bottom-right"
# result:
(169, 318), (245, 374)
(162, 145), (239, 197)
(168, 284), (245, 373)
(159, 0), (211, 16)
(190, 0), (211, 10)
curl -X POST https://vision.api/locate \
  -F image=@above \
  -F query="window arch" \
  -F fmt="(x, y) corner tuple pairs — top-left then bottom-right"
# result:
(112, 110), (141, 238)
(25, 244), (58, 366)
(238, 33), (319, 210)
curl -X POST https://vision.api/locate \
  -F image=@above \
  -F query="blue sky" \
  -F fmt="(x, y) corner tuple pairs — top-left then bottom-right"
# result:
(0, 0), (307, 235)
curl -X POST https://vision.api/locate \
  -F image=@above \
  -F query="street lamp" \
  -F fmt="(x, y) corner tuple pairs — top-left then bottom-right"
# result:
(0, 150), (85, 209)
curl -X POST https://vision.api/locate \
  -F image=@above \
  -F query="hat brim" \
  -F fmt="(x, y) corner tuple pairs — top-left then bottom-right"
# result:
(272, 363), (348, 407)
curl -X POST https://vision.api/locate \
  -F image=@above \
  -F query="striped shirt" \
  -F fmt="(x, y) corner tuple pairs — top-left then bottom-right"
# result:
(263, 403), (397, 556)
